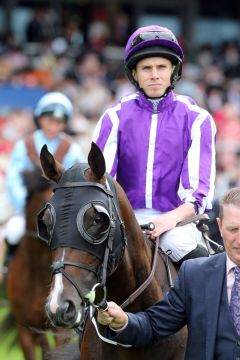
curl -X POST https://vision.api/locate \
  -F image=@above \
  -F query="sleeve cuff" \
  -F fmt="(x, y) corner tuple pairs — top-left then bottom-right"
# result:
(109, 317), (129, 333)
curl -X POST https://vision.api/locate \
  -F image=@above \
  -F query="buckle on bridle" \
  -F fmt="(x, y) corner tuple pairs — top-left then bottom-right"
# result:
(85, 283), (107, 310)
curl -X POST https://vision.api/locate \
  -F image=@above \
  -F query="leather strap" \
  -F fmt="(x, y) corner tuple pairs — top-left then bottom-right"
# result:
(54, 135), (72, 163)
(25, 134), (72, 166)
(25, 134), (40, 165)
(120, 236), (160, 309)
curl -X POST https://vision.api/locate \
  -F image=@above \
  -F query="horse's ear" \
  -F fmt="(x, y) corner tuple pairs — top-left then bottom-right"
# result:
(40, 145), (65, 183)
(88, 142), (106, 180)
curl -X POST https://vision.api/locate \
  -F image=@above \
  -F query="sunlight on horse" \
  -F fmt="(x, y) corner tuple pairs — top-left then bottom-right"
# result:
(7, 167), (71, 360)
(38, 142), (187, 360)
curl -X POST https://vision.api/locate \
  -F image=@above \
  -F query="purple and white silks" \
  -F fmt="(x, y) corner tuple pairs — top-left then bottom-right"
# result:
(93, 90), (216, 215)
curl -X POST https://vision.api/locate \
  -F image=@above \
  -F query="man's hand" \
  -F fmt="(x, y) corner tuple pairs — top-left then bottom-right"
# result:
(97, 301), (128, 330)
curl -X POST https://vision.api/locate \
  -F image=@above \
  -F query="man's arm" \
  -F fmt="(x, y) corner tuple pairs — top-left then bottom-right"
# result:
(98, 261), (188, 346)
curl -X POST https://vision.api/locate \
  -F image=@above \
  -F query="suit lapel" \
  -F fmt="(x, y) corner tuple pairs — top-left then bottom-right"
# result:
(205, 253), (226, 360)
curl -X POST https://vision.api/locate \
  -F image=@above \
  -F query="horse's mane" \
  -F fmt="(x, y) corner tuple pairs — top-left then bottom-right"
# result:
(22, 166), (53, 199)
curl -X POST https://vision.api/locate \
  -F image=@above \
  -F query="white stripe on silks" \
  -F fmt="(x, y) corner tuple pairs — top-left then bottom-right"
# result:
(145, 113), (158, 208)
(121, 93), (138, 103)
(102, 105), (120, 174)
(177, 181), (196, 203)
(176, 95), (212, 205)
(92, 110), (106, 141)
(205, 119), (216, 210)
(187, 111), (207, 191)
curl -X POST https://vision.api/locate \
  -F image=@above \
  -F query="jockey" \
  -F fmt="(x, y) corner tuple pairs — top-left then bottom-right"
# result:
(92, 25), (216, 265)
(4, 91), (86, 247)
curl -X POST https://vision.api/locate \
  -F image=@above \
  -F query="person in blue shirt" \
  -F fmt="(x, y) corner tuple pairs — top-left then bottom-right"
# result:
(4, 91), (86, 247)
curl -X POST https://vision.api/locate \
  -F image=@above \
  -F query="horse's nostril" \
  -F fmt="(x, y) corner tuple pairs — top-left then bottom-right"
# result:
(63, 300), (75, 317)
(54, 300), (81, 327)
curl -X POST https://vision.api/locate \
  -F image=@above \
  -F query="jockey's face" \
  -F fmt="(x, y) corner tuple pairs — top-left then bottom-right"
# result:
(132, 56), (174, 98)
(217, 204), (240, 266)
(38, 116), (66, 139)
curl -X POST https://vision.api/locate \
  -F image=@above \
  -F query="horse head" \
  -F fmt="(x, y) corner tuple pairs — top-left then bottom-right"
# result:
(38, 142), (130, 329)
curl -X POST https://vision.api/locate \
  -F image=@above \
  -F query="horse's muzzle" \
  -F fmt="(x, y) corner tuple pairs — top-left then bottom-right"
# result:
(45, 299), (85, 329)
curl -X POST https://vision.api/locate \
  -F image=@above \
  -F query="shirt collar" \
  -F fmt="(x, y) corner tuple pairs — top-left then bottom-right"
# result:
(226, 254), (238, 275)
(137, 90), (174, 112)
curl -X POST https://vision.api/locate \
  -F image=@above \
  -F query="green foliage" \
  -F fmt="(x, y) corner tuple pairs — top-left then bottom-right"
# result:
(0, 282), (77, 360)
(0, 287), (24, 360)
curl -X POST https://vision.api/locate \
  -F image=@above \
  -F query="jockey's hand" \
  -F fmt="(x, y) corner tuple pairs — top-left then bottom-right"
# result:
(150, 212), (180, 238)
(97, 301), (128, 330)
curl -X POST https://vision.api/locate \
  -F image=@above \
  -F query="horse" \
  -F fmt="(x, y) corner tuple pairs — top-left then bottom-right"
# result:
(7, 167), (70, 360)
(38, 142), (188, 360)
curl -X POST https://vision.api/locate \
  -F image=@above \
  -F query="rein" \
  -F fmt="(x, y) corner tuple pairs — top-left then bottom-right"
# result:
(120, 235), (160, 309)
(88, 235), (161, 348)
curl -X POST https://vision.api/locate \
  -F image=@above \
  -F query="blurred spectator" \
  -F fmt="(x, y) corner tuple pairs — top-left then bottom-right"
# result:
(227, 78), (240, 111)
(3, 92), (86, 258)
(109, 11), (130, 46)
(73, 50), (112, 121)
(87, 21), (110, 50)
(204, 85), (226, 114)
(63, 18), (84, 51)
(2, 109), (35, 143)
(25, 7), (59, 44)
(221, 41), (240, 78)
(25, 8), (46, 43)
(202, 64), (226, 87)
(214, 102), (240, 143)
(196, 44), (215, 68)
(0, 118), (14, 282)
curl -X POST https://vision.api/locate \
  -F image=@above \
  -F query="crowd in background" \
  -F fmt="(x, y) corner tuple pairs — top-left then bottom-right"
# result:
(0, 5), (240, 253)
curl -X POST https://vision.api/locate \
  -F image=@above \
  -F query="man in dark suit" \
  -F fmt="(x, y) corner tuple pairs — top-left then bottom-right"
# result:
(97, 187), (240, 360)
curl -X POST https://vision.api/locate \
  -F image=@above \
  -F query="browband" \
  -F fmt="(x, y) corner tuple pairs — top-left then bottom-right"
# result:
(53, 181), (114, 197)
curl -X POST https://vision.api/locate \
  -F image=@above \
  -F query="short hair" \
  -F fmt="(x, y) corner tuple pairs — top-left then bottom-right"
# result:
(219, 187), (240, 219)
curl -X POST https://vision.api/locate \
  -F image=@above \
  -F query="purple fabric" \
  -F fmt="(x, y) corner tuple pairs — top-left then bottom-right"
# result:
(93, 90), (216, 213)
(230, 266), (240, 335)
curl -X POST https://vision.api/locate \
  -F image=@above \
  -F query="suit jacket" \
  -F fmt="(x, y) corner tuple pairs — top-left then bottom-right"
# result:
(108, 252), (227, 360)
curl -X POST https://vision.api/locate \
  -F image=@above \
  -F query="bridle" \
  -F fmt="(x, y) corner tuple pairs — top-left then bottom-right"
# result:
(41, 168), (162, 347)
(49, 176), (127, 309)
(48, 174), (160, 313)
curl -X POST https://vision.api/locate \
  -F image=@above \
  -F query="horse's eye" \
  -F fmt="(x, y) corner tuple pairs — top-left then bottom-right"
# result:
(37, 203), (55, 243)
(42, 209), (54, 233)
(93, 214), (103, 224)
(76, 203), (111, 244)
(43, 210), (51, 226)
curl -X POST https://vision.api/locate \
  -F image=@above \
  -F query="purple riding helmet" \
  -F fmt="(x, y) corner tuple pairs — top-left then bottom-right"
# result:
(124, 25), (184, 91)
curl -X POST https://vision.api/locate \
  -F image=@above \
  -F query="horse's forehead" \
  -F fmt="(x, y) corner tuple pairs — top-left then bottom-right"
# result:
(60, 163), (89, 183)
(49, 165), (111, 252)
